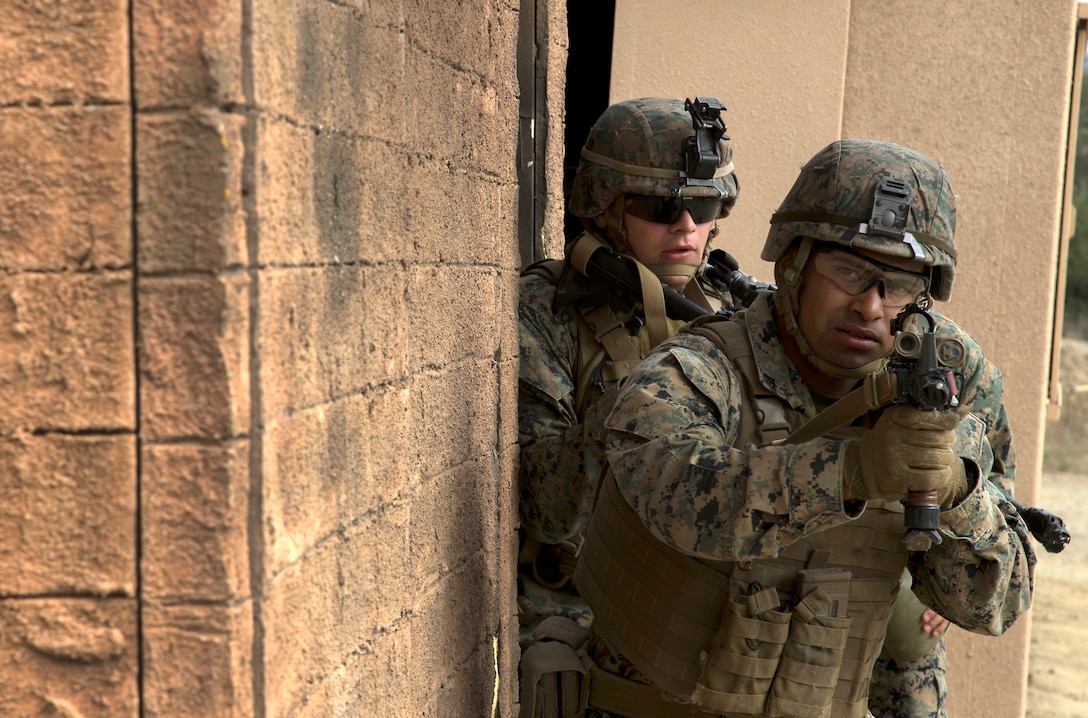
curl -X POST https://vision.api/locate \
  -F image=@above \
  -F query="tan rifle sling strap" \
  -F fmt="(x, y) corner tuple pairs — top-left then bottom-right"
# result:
(684, 314), (903, 446)
(523, 238), (688, 419)
(779, 371), (901, 445)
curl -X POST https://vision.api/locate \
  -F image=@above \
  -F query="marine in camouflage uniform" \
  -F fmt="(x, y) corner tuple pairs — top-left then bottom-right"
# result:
(517, 96), (740, 652)
(573, 139), (1035, 718)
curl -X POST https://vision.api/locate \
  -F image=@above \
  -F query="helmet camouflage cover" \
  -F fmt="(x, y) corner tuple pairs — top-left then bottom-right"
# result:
(568, 97), (739, 221)
(764, 139), (957, 300)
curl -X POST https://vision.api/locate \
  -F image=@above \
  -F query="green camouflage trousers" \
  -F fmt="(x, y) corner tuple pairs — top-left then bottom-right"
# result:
(868, 639), (948, 718)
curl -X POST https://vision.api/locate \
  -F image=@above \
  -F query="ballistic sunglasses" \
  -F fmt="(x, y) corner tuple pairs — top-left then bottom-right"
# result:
(624, 194), (724, 225)
(812, 248), (930, 307)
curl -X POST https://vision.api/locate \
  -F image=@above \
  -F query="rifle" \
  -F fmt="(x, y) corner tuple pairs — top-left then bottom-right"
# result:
(887, 304), (1072, 553)
(703, 249), (776, 308)
(554, 242), (769, 322)
(886, 304), (968, 549)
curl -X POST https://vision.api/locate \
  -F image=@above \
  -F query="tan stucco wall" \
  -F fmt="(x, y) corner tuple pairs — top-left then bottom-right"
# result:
(612, 1), (1078, 716)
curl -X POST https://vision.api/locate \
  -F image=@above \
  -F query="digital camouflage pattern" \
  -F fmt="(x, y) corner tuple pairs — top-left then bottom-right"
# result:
(518, 271), (609, 546)
(518, 96), (739, 652)
(587, 293), (1034, 715)
(764, 139), (957, 300)
(568, 97), (739, 220)
(517, 271), (603, 646)
(869, 641), (948, 718)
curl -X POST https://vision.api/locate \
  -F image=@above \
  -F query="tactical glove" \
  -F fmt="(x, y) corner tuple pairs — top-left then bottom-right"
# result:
(846, 405), (965, 504)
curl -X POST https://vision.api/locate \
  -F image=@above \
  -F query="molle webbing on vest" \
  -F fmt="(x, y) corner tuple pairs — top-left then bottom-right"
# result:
(574, 475), (732, 701)
(576, 474), (906, 716)
(737, 516), (907, 715)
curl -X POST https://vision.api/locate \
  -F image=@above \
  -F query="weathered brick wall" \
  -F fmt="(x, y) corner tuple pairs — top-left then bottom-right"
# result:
(2, 0), (538, 715)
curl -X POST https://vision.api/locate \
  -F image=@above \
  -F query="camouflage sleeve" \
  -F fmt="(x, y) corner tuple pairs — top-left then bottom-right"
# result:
(518, 274), (606, 544)
(603, 333), (859, 561)
(910, 473), (1036, 636)
(932, 311), (1016, 496)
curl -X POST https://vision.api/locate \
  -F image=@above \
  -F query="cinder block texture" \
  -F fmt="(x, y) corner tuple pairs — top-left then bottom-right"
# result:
(0, 272), (135, 433)
(0, 434), (136, 597)
(137, 111), (248, 274)
(256, 119), (521, 270)
(411, 359), (504, 479)
(142, 602), (254, 718)
(404, 0), (518, 93)
(411, 457), (505, 594)
(262, 387), (412, 574)
(496, 442), (521, 714)
(0, 0), (128, 105)
(132, 0), (244, 109)
(258, 265), (408, 420)
(409, 550), (497, 709)
(251, 0), (406, 142)
(417, 639), (504, 718)
(0, 107), (132, 272)
(262, 502), (412, 714)
(138, 274), (250, 441)
(141, 442), (250, 602)
(407, 265), (506, 369)
(0, 598), (138, 716)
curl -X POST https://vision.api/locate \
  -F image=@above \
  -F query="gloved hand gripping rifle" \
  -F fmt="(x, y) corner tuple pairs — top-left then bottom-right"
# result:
(887, 304), (1070, 552)
(885, 304), (967, 550)
(783, 302), (1071, 553)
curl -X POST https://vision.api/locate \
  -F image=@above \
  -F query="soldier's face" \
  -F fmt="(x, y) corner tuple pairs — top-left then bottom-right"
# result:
(795, 246), (928, 370)
(619, 203), (714, 287)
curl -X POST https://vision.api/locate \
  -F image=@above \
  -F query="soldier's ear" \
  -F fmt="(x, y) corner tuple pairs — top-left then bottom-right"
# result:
(593, 213), (608, 229)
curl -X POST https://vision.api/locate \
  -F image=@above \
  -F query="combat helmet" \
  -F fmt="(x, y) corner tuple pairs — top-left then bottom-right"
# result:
(568, 96), (740, 257)
(764, 138), (957, 301)
(766, 139), (958, 379)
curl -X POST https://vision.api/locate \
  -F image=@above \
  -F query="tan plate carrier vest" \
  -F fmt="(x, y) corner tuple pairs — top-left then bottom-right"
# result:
(573, 315), (908, 718)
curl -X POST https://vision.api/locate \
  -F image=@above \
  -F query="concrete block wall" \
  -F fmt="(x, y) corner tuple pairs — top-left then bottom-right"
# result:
(2, 0), (536, 715)
(246, 1), (522, 714)
(0, 0), (139, 715)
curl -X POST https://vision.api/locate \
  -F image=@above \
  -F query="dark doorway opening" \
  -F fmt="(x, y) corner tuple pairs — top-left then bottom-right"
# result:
(562, 1), (615, 244)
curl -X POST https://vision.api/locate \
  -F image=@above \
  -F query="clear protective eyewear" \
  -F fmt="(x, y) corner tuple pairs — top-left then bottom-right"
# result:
(624, 194), (723, 225)
(812, 249), (930, 307)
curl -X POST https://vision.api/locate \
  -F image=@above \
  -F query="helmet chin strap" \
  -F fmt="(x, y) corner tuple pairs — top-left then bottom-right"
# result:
(603, 194), (631, 255)
(645, 263), (697, 289)
(777, 238), (887, 380)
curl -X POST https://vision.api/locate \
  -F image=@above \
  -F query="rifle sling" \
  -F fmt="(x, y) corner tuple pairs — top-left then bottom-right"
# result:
(569, 234), (670, 348)
(780, 371), (900, 445)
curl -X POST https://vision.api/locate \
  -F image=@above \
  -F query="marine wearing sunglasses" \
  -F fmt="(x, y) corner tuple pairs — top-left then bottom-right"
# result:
(623, 194), (725, 225)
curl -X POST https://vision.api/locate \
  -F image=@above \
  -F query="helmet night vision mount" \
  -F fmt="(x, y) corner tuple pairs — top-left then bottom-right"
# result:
(680, 97), (729, 191)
